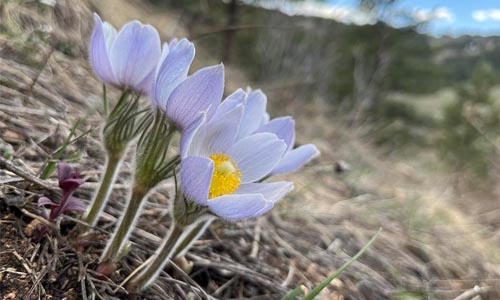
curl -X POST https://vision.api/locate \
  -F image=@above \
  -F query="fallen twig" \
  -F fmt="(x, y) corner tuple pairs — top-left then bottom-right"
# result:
(0, 157), (56, 191)
(453, 285), (492, 300)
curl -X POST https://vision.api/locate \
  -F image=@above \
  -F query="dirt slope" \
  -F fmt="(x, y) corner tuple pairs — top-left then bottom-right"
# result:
(0, 1), (499, 300)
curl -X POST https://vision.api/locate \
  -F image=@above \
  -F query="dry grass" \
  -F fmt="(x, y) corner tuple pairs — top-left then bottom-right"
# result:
(0, 1), (499, 300)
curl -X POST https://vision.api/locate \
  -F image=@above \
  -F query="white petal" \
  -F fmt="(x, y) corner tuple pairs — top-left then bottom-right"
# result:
(166, 64), (224, 130)
(89, 14), (116, 85)
(236, 181), (293, 203)
(213, 89), (246, 120)
(228, 133), (286, 183)
(180, 156), (213, 205)
(238, 90), (268, 138)
(256, 116), (295, 151)
(189, 105), (243, 157)
(208, 194), (270, 221)
(152, 39), (195, 108)
(109, 21), (161, 90)
(180, 113), (207, 158)
(272, 144), (320, 175)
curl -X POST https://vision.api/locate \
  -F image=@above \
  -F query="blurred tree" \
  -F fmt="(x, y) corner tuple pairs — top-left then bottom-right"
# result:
(222, 0), (327, 62)
(222, 0), (238, 62)
(439, 61), (500, 181)
(359, 0), (396, 10)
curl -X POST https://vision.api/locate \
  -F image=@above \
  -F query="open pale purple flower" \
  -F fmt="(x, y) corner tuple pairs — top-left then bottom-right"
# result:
(180, 106), (293, 221)
(89, 13), (161, 93)
(214, 88), (320, 175)
(152, 63), (225, 130)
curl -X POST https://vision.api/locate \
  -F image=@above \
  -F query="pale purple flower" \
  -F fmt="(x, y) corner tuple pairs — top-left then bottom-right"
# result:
(150, 39), (195, 107)
(152, 62), (225, 130)
(255, 116), (320, 175)
(180, 106), (293, 221)
(214, 88), (320, 175)
(89, 13), (161, 93)
(212, 89), (270, 139)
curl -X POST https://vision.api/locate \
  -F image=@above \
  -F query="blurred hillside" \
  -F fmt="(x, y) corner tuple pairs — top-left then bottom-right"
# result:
(148, 0), (500, 180)
(149, 0), (500, 114)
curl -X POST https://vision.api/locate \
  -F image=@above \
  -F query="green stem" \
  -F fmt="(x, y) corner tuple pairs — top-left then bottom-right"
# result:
(173, 218), (214, 258)
(127, 221), (188, 292)
(101, 111), (179, 263)
(126, 195), (210, 292)
(83, 151), (123, 226)
(102, 84), (108, 118)
(100, 182), (149, 262)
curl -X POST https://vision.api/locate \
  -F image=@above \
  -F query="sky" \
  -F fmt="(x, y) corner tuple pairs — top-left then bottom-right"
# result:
(252, 0), (500, 37)
(366, 0), (500, 36)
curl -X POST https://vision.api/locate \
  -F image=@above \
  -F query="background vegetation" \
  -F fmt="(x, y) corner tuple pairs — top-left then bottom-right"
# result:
(148, 0), (500, 181)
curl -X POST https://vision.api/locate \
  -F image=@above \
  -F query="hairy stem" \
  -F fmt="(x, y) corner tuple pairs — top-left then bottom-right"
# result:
(100, 182), (149, 262)
(83, 151), (123, 226)
(173, 218), (214, 258)
(127, 221), (188, 292)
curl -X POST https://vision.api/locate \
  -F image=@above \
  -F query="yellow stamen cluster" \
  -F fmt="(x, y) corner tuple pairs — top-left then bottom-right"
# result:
(208, 153), (241, 199)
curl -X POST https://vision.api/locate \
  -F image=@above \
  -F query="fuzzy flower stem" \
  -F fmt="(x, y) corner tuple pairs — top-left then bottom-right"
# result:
(127, 193), (209, 292)
(100, 111), (178, 263)
(84, 91), (145, 227)
(126, 221), (187, 292)
(83, 151), (122, 226)
(100, 181), (149, 262)
(173, 218), (214, 258)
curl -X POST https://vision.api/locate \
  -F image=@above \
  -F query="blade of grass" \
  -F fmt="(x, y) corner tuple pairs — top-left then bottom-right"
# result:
(281, 228), (382, 300)
(40, 118), (85, 179)
(304, 228), (382, 300)
(281, 286), (306, 300)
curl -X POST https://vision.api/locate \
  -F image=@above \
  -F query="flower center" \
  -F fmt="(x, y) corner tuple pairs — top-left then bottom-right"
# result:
(208, 153), (241, 199)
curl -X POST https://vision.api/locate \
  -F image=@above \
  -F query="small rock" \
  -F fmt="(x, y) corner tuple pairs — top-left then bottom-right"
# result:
(3, 130), (25, 144)
(334, 160), (351, 174)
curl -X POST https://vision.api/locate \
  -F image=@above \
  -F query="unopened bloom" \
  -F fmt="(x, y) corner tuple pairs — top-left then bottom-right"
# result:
(38, 163), (85, 221)
(151, 62), (225, 130)
(89, 13), (161, 93)
(215, 88), (320, 175)
(150, 39), (195, 108)
(180, 106), (293, 221)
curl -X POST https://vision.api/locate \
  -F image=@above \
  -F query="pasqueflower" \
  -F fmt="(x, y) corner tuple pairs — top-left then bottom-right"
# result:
(151, 62), (225, 130)
(180, 105), (293, 221)
(215, 88), (320, 175)
(89, 13), (161, 93)
(150, 39), (195, 108)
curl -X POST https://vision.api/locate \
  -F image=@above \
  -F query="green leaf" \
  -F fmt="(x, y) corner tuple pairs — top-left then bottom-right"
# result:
(281, 286), (306, 300)
(40, 118), (84, 180)
(304, 228), (382, 300)
(281, 228), (382, 300)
